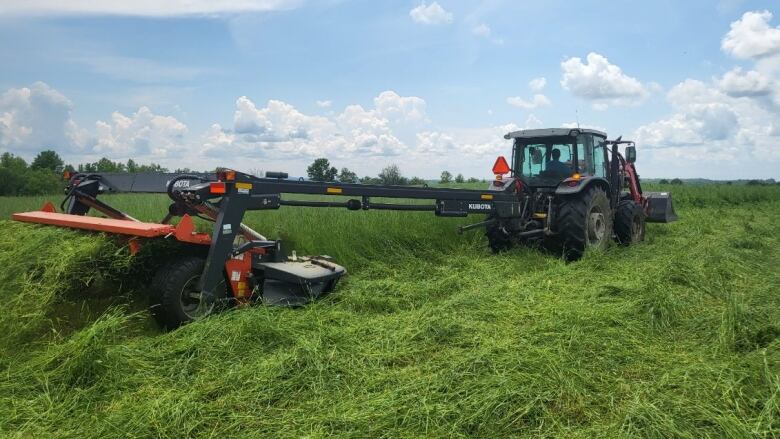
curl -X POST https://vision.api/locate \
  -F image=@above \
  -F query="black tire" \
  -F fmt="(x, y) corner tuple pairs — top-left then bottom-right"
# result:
(614, 200), (646, 245)
(149, 256), (228, 330)
(557, 186), (612, 260)
(486, 222), (513, 253)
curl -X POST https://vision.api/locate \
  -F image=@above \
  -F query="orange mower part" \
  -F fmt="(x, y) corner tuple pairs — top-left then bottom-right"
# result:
(12, 204), (212, 246)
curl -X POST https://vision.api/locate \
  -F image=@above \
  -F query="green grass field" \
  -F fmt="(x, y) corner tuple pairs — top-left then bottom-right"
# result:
(0, 184), (778, 437)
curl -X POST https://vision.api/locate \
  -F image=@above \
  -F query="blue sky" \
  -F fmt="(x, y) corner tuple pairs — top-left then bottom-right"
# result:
(1, 0), (779, 179)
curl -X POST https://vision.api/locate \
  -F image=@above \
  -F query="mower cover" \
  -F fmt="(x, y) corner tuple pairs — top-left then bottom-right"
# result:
(259, 257), (345, 306)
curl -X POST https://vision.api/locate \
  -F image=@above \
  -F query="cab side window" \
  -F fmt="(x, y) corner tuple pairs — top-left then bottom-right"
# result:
(592, 136), (607, 178)
(576, 134), (593, 174)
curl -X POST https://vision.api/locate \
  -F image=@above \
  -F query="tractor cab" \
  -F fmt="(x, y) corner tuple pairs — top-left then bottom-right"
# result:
(505, 128), (609, 188)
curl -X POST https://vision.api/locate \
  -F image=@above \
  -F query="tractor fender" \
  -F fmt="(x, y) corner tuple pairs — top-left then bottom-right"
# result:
(554, 176), (610, 196)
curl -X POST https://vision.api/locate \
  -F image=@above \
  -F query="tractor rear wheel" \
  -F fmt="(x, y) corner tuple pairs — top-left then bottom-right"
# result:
(149, 256), (227, 330)
(557, 186), (612, 260)
(614, 200), (646, 245)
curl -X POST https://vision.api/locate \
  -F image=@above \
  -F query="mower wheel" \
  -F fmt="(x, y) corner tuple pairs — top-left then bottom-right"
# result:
(614, 200), (646, 245)
(149, 256), (227, 330)
(557, 186), (612, 260)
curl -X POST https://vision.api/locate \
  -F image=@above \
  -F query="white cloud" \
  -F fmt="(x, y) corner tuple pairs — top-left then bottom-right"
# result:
(524, 114), (543, 129)
(409, 2), (453, 25)
(561, 52), (649, 108)
(0, 0), (302, 17)
(0, 82), (189, 161)
(416, 131), (456, 154)
(717, 67), (773, 97)
(93, 107), (187, 157)
(529, 77), (547, 92)
(0, 82), (84, 152)
(633, 11), (780, 170)
(634, 77), (780, 164)
(721, 10), (780, 59)
(472, 23), (491, 37)
(204, 91), (427, 160)
(506, 94), (551, 110)
(471, 23), (503, 44)
(373, 91), (427, 123)
(316, 100), (332, 108)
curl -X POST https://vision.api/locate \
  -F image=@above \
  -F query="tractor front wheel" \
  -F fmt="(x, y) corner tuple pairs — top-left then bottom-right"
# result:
(614, 200), (646, 245)
(486, 222), (513, 253)
(557, 186), (612, 260)
(149, 256), (228, 330)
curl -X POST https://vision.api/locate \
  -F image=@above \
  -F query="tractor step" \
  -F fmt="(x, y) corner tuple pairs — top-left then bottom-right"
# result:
(258, 258), (346, 306)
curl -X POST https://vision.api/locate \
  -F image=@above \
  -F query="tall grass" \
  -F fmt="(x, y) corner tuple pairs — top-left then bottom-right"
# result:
(0, 185), (778, 437)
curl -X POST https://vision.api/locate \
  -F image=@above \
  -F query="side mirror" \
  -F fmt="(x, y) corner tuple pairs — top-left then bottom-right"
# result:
(625, 145), (636, 163)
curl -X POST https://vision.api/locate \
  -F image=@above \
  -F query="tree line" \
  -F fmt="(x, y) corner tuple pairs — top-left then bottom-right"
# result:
(306, 158), (482, 186)
(0, 150), (170, 196)
(0, 150), (488, 197)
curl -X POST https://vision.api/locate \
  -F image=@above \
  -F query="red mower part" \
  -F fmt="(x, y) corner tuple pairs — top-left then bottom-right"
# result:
(12, 207), (212, 245)
(12, 210), (177, 237)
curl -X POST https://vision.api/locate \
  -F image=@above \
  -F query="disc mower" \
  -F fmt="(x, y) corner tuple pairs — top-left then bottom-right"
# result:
(12, 128), (676, 328)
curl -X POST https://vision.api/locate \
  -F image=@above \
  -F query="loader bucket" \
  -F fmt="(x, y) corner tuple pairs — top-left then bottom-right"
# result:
(644, 192), (678, 223)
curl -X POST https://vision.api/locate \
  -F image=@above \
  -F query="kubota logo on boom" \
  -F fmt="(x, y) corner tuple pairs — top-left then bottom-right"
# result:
(468, 203), (492, 210)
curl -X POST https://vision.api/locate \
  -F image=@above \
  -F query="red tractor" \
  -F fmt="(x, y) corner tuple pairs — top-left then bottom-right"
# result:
(484, 128), (676, 259)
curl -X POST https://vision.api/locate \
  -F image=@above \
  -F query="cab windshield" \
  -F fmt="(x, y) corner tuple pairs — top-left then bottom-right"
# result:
(515, 140), (578, 181)
(511, 133), (607, 184)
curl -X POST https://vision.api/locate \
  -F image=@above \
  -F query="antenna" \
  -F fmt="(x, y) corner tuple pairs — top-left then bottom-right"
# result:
(576, 108), (580, 129)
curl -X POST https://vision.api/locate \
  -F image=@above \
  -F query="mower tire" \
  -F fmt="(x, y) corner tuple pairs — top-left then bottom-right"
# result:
(486, 222), (513, 253)
(614, 200), (646, 245)
(149, 256), (227, 330)
(557, 186), (612, 261)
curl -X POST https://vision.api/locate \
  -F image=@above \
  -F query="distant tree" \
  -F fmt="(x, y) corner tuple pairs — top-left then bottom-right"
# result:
(360, 175), (381, 184)
(126, 158), (139, 173)
(78, 158), (166, 173)
(378, 164), (407, 185)
(670, 178), (683, 185)
(726, 181), (733, 185)
(455, 173), (465, 183)
(19, 168), (61, 195)
(746, 179), (764, 186)
(338, 167), (358, 183)
(440, 170), (452, 184)
(0, 152), (62, 196)
(307, 158), (338, 182)
(136, 163), (167, 172)
(1, 152), (28, 172)
(467, 177), (480, 183)
(659, 179), (669, 185)
(0, 153), (28, 196)
(409, 176), (427, 186)
(30, 150), (64, 172)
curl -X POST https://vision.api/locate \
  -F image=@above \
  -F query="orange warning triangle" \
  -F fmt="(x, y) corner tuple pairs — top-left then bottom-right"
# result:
(492, 156), (511, 175)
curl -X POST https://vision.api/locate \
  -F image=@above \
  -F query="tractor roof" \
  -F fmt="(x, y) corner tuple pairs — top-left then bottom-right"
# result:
(503, 128), (607, 140)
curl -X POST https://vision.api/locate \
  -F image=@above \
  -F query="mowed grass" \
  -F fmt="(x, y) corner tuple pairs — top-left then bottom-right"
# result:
(0, 184), (778, 437)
